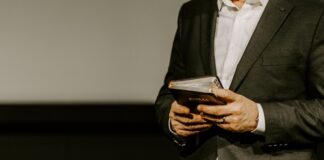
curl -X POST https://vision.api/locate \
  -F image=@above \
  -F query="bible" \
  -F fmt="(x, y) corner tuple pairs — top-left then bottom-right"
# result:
(168, 76), (225, 106)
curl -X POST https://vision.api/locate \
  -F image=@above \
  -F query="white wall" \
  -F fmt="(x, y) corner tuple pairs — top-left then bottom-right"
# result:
(0, 0), (186, 103)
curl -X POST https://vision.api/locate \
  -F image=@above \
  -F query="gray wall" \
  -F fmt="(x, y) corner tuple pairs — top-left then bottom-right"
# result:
(0, 0), (322, 104)
(0, 0), (186, 103)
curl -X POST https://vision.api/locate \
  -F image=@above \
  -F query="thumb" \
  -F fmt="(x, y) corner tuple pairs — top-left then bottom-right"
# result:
(211, 88), (237, 102)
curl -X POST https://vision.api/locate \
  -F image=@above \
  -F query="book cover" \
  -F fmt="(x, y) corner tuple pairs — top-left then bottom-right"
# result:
(168, 76), (225, 107)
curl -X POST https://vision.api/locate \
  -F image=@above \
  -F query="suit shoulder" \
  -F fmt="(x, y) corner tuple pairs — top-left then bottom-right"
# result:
(181, 0), (205, 8)
(292, 0), (324, 12)
(180, 0), (215, 17)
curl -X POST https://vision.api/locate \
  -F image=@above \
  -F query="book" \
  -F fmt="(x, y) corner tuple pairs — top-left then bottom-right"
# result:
(168, 76), (225, 107)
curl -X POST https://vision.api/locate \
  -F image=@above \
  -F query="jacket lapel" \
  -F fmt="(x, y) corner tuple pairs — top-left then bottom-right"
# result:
(200, 0), (219, 76)
(229, 0), (294, 91)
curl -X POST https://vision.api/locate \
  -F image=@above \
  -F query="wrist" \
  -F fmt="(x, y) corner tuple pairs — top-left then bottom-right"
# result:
(250, 103), (259, 132)
(251, 103), (266, 135)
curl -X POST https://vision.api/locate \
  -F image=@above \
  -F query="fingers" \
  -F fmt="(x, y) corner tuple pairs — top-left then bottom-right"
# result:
(171, 119), (212, 137)
(211, 88), (238, 102)
(200, 114), (224, 123)
(169, 91), (259, 134)
(169, 101), (213, 137)
(172, 120), (212, 131)
(170, 101), (207, 124)
(216, 120), (246, 133)
(170, 112), (207, 124)
(176, 130), (199, 137)
(200, 112), (240, 124)
(198, 115), (242, 133)
(171, 101), (190, 115)
(197, 105), (232, 117)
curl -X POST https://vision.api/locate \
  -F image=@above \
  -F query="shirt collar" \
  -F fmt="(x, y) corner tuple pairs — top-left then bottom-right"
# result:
(217, 0), (269, 10)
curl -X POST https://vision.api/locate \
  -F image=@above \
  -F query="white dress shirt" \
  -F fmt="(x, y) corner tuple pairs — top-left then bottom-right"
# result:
(215, 0), (268, 134)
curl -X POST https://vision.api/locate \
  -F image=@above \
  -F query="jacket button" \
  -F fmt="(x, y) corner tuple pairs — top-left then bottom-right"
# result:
(173, 139), (187, 147)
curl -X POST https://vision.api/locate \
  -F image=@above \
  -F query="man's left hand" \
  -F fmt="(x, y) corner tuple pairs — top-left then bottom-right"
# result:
(197, 88), (259, 133)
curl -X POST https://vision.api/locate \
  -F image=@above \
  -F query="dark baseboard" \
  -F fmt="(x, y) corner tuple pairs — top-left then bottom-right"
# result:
(0, 103), (321, 160)
(0, 103), (159, 132)
(0, 103), (180, 160)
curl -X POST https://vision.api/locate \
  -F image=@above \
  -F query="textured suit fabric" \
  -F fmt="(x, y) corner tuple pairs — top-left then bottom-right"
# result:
(155, 0), (324, 159)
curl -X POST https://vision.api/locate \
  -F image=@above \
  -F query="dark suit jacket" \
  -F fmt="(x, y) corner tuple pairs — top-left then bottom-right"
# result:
(155, 0), (324, 159)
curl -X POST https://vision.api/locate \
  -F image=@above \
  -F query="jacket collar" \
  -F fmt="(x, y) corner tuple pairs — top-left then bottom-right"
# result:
(198, 0), (295, 90)
(217, 0), (269, 10)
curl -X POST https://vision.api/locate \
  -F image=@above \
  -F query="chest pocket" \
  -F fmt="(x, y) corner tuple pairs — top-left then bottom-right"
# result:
(261, 55), (302, 66)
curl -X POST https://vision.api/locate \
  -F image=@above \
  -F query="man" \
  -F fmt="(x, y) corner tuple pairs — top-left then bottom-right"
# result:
(155, 0), (324, 159)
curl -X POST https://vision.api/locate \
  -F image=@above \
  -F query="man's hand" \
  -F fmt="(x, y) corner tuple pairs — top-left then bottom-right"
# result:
(197, 88), (259, 133)
(169, 101), (212, 138)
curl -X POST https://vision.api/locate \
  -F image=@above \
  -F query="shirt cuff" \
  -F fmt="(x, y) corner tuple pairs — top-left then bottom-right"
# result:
(168, 119), (178, 135)
(168, 119), (189, 147)
(252, 103), (266, 135)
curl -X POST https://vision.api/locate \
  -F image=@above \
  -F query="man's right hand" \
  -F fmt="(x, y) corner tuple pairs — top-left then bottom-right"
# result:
(169, 101), (212, 138)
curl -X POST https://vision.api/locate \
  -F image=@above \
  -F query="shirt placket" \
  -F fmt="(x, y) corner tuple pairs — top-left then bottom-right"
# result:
(221, 4), (250, 89)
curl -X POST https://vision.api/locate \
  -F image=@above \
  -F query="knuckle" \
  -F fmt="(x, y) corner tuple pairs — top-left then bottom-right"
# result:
(182, 125), (190, 130)
(194, 125), (202, 129)
(171, 124), (178, 130)
(181, 108), (189, 114)
(175, 125), (183, 131)
(233, 124), (240, 131)
(232, 106), (241, 114)
(185, 118), (192, 124)
(235, 109), (242, 115)
(180, 118), (186, 123)
(180, 131), (189, 137)
(228, 124), (235, 130)
(200, 105), (207, 112)
(169, 113), (175, 118)
(226, 89), (233, 94)
(223, 91), (230, 98)
(176, 118), (183, 123)
(212, 110), (220, 115)
(178, 118), (186, 124)
(202, 124), (210, 129)
(171, 102), (177, 109)
(234, 117), (241, 122)
(177, 130), (183, 136)
(172, 120), (178, 126)
(237, 95), (244, 100)
(229, 126), (235, 132)
(193, 114), (203, 121)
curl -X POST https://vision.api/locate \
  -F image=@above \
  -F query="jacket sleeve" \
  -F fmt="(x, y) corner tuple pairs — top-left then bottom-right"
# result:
(262, 10), (324, 145)
(154, 4), (202, 154)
